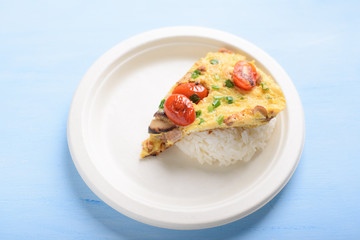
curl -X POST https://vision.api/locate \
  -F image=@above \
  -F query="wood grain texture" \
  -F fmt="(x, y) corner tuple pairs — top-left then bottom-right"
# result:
(1, 0), (359, 239)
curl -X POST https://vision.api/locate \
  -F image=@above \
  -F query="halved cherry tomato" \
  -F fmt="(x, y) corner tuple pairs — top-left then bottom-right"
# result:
(164, 94), (195, 126)
(172, 83), (208, 103)
(233, 61), (259, 91)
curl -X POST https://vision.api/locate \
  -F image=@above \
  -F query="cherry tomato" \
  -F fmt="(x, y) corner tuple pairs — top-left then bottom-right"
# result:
(172, 83), (208, 103)
(233, 61), (259, 91)
(164, 94), (195, 126)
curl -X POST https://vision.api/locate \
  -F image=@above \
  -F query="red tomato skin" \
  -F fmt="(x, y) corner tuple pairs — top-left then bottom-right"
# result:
(172, 83), (208, 103)
(164, 94), (196, 126)
(233, 61), (259, 91)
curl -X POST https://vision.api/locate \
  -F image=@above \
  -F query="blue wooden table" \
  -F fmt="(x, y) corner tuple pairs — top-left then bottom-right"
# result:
(1, 1), (359, 239)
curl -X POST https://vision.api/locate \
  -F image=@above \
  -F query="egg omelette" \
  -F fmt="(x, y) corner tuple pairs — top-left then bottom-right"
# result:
(141, 48), (286, 158)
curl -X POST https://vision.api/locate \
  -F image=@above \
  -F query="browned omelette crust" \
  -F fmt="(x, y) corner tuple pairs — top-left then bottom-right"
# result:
(141, 49), (286, 158)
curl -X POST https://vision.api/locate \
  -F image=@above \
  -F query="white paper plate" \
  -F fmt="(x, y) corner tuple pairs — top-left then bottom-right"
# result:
(67, 27), (305, 229)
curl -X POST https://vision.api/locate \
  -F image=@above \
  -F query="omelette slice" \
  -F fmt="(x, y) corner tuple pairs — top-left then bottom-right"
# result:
(141, 48), (286, 158)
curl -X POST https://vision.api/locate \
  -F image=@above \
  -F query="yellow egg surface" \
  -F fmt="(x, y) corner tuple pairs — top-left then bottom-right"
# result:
(141, 49), (286, 158)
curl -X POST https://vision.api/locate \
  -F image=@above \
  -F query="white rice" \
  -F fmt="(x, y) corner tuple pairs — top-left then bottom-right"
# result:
(175, 119), (276, 166)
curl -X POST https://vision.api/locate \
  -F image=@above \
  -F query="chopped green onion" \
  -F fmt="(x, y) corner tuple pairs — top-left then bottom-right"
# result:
(198, 118), (205, 125)
(211, 85), (220, 90)
(260, 82), (269, 91)
(214, 74), (220, 80)
(266, 95), (272, 100)
(237, 94), (245, 100)
(213, 96), (223, 100)
(207, 105), (214, 113)
(225, 96), (233, 104)
(191, 69), (201, 79)
(210, 59), (219, 65)
(225, 79), (234, 88)
(189, 93), (200, 103)
(212, 99), (221, 108)
(195, 110), (202, 118)
(159, 99), (165, 109)
(216, 114), (224, 125)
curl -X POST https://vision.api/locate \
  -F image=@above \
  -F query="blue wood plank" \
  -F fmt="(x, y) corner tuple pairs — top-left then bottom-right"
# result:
(1, 0), (360, 239)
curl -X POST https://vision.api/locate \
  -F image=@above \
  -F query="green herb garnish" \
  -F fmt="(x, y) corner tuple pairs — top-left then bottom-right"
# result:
(212, 99), (221, 108)
(191, 69), (201, 79)
(216, 114), (224, 125)
(189, 93), (200, 103)
(195, 110), (202, 118)
(214, 74), (220, 80)
(213, 96), (223, 100)
(207, 105), (214, 113)
(260, 82), (269, 91)
(210, 59), (219, 65)
(225, 79), (234, 88)
(225, 96), (233, 104)
(159, 99), (165, 109)
(199, 118), (205, 125)
(211, 85), (220, 90)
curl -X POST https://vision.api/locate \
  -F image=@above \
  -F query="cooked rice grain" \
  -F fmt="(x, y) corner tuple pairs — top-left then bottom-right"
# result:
(175, 119), (276, 166)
